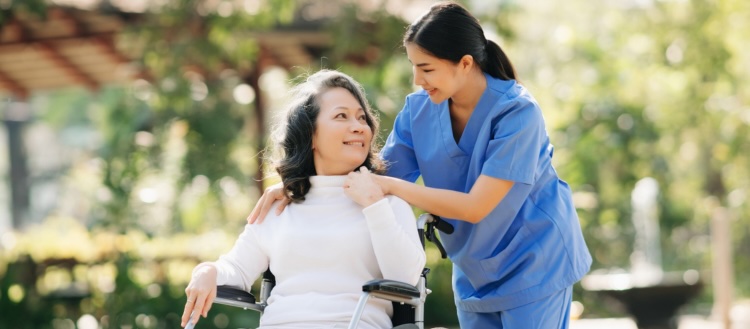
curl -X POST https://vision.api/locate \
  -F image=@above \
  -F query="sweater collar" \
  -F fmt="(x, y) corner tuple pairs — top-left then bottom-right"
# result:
(303, 176), (347, 200)
(308, 175), (347, 188)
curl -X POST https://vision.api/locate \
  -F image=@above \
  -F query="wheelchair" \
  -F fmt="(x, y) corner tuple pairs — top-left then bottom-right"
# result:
(186, 213), (453, 329)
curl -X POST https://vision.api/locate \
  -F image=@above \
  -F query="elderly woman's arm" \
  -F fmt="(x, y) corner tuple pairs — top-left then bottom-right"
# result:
(362, 196), (426, 285)
(345, 167), (426, 285)
(181, 224), (268, 327)
(212, 224), (269, 291)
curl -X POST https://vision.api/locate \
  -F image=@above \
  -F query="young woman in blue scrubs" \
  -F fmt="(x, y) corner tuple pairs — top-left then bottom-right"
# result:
(248, 2), (591, 328)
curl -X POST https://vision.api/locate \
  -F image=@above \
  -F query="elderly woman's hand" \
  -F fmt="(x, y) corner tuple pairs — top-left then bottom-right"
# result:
(181, 263), (218, 328)
(344, 167), (386, 207)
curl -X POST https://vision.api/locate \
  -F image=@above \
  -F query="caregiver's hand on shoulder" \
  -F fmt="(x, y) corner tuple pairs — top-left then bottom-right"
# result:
(344, 167), (385, 208)
(246, 182), (289, 224)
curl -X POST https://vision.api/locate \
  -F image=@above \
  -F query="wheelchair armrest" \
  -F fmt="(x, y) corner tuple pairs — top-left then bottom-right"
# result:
(362, 279), (420, 300)
(215, 285), (263, 311)
(217, 285), (256, 303)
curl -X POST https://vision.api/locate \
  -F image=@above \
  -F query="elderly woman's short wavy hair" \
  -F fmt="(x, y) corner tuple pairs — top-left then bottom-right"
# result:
(270, 70), (383, 202)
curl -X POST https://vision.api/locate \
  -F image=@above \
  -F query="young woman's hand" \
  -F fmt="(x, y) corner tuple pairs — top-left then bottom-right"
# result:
(344, 167), (386, 207)
(181, 263), (218, 327)
(246, 182), (289, 224)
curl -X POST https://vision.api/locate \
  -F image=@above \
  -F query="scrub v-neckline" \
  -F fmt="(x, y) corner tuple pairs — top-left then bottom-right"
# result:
(438, 81), (494, 158)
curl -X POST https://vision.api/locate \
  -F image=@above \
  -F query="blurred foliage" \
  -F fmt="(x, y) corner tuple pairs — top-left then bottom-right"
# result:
(322, 3), (416, 148)
(2, 0), (750, 327)
(0, 0), (47, 26)
(96, 0), (298, 232)
(0, 217), (257, 329)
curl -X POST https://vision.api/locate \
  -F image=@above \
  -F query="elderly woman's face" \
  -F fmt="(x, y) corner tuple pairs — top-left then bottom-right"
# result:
(311, 87), (373, 175)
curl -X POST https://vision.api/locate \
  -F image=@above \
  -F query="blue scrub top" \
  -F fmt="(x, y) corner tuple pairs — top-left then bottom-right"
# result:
(381, 73), (592, 312)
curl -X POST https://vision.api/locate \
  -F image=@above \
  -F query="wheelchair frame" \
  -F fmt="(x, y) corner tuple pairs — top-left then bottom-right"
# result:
(187, 213), (452, 329)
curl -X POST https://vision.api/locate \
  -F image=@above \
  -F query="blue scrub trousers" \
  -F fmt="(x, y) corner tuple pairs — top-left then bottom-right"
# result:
(456, 286), (572, 329)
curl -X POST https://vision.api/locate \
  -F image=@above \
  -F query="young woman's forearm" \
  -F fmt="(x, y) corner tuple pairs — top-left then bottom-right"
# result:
(380, 175), (513, 224)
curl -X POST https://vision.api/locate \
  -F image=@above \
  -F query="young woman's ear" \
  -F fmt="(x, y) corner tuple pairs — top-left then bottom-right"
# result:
(459, 54), (475, 72)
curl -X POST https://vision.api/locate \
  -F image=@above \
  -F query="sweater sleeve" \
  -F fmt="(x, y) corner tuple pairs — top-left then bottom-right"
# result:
(214, 224), (269, 292)
(361, 196), (426, 286)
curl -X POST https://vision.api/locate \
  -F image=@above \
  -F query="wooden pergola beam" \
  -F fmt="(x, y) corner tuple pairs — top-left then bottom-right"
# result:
(91, 35), (129, 64)
(0, 32), (117, 53)
(48, 7), (83, 36)
(35, 42), (98, 91)
(2, 17), (30, 43)
(0, 69), (28, 100)
(91, 34), (152, 81)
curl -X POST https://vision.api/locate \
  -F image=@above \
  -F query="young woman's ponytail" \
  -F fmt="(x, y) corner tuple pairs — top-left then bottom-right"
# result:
(484, 39), (516, 81)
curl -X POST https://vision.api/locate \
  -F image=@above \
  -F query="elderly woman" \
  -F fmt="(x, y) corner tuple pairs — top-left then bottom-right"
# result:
(181, 70), (426, 329)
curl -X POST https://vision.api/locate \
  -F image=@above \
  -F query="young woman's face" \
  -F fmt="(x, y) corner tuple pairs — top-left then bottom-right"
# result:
(312, 87), (373, 176)
(405, 43), (463, 104)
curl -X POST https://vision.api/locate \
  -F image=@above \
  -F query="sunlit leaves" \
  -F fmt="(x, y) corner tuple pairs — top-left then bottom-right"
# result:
(508, 1), (750, 297)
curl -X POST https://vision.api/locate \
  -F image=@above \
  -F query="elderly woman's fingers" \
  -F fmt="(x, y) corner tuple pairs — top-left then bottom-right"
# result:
(202, 286), (217, 317)
(182, 267), (217, 326)
(181, 297), (196, 327)
(344, 167), (385, 207)
(190, 295), (207, 325)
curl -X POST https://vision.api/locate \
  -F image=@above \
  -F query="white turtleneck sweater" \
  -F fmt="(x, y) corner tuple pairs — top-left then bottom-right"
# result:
(214, 176), (426, 329)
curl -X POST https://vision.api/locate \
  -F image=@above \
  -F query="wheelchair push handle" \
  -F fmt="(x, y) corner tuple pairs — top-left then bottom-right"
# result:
(416, 213), (453, 259)
(433, 216), (454, 234)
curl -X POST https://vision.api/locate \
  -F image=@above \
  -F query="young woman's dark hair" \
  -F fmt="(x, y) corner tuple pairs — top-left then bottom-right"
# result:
(404, 1), (517, 81)
(271, 70), (383, 202)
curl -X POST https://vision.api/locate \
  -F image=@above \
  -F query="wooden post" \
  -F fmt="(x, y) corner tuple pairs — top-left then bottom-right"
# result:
(248, 49), (267, 193)
(247, 45), (276, 194)
(711, 207), (733, 329)
(3, 101), (31, 229)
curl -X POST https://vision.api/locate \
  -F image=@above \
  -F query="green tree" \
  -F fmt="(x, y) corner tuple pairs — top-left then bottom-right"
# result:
(503, 0), (750, 315)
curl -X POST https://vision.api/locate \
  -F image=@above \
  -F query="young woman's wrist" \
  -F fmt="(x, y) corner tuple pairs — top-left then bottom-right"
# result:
(377, 175), (394, 195)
